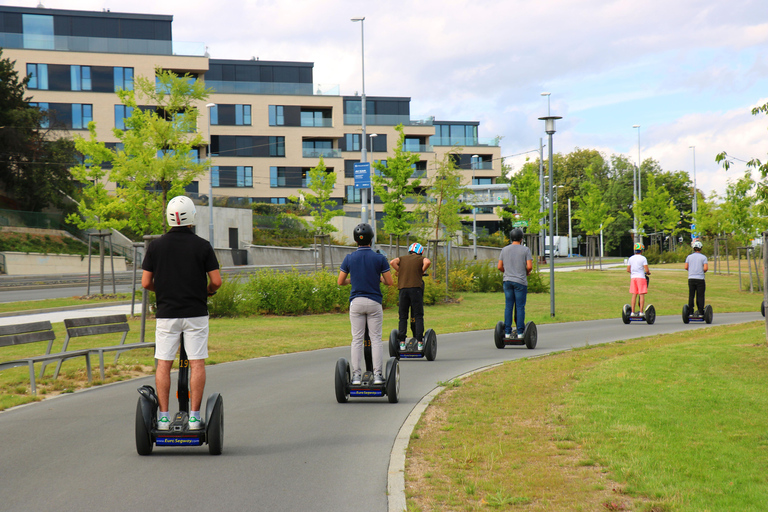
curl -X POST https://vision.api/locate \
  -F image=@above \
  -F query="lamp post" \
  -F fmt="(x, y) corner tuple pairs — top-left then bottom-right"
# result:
(539, 138), (545, 263)
(539, 113), (562, 318)
(471, 154), (479, 259)
(632, 124), (640, 243)
(206, 102), (216, 246)
(369, 133), (378, 240)
(351, 17), (368, 225)
(689, 145), (697, 215)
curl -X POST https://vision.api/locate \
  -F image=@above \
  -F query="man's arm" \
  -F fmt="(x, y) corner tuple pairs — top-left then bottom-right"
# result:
(141, 270), (155, 292)
(703, 263), (708, 273)
(684, 262), (689, 271)
(337, 270), (350, 286)
(207, 269), (222, 295)
(389, 257), (400, 272)
(422, 257), (432, 272)
(497, 260), (504, 273)
(644, 265), (650, 275)
(526, 259), (533, 275)
(381, 270), (394, 286)
(626, 265), (631, 273)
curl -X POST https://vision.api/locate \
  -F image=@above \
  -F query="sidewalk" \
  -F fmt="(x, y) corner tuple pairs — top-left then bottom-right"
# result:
(0, 303), (141, 327)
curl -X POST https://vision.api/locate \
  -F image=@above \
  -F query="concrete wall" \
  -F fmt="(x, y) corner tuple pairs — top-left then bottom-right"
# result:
(2, 252), (127, 275)
(196, 206), (253, 250)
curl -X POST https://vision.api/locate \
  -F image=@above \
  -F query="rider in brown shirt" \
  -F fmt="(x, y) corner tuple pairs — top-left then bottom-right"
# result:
(389, 243), (432, 350)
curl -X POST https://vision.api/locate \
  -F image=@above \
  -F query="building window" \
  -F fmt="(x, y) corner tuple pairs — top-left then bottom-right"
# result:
(114, 67), (134, 92)
(345, 134), (361, 152)
(236, 104), (251, 126)
(22, 14), (54, 50)
(269, 136), (285, 157)
(213, 166), (253, 188)
(270, 198), (287, 204)
(114, 105), (134, 130)
(72, 104), (93, 129)
(472, 177), (493, 185)
(300, 109), (331, 127)
(30, 102), (49, 128)
(70, 66), (92, 91)
(211, 104), (251, 126)
(26, 64), (48, 90)
(345, 186), (362, 204)
(269, 105), (285, 126)
(270, 167), (305, 188)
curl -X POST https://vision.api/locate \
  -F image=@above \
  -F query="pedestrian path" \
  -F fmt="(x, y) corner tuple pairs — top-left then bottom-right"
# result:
(0, 303), (141, 327)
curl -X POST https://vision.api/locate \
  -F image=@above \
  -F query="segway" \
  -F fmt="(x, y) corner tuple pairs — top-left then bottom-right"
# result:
(135, 334), (224, 455)
(682, 304), (713, 324)
(762, 301), (765, 317)
(493, 302), (537, 349)
(389, 316), (437, 361)
(621, 303), (656, 325)
(335, 325), (399, 403)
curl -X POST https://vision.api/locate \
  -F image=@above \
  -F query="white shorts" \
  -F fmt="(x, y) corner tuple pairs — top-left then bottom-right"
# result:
(154, 316), (209, 361)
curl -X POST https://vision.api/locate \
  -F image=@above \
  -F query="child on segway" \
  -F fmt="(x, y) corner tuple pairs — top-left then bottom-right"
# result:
(497, 228), (533, 340)
(685, 239), (708, 316)
(389, 243), (431, 351)
(626, 242), (651, 317)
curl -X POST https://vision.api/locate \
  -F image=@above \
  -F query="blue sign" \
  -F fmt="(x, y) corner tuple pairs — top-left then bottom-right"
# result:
(354, 162), (371, 189)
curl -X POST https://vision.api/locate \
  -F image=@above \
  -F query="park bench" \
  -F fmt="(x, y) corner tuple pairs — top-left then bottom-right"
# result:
(0, 320), (92, 395)
(50, 314), (155, 381)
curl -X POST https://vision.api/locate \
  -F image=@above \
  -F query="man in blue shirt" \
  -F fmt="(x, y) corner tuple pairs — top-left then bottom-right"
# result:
(685, 239), (708, 315)
(338, 223), (393, 385)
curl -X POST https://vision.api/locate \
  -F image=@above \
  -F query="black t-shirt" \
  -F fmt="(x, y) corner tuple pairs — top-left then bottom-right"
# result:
(142, 227), (220, 318)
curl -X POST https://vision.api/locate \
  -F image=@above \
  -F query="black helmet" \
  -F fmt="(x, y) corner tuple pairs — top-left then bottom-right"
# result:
(353, 223), (374, 246)
(509, 228), (523, 242)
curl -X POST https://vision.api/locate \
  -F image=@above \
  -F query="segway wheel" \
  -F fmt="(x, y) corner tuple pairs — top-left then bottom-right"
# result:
(206, 394), (224, 456)
(389, 329), (400, 359)
(523, 321), (537, 350)
(645, 304), (656, 325)
(704, 305), (713, 324)
(494, 321), (505, 349)
(386, 357), (400, 404)
(682, 304), (690, 324)
(621, 304), (631, 325)
(334, 357), (350, 403)
(762, 301), (765, 317)
(424, 328), (437, 361)
(135, 398), (153, 456)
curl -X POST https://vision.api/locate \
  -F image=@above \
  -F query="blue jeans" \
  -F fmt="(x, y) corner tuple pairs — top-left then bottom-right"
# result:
(503, 281), (527, 335)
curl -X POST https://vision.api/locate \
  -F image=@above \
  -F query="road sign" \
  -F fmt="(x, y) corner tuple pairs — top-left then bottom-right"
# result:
(354, 162), (371, 189)
(513, 220), (529, 227)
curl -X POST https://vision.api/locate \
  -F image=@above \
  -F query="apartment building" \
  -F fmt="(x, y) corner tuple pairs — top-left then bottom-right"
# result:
(0, 4), (503, 234)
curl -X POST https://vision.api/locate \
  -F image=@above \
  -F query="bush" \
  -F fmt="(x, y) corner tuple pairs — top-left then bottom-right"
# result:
(423, 276), (448, 305)
(208, 277), (242, 318)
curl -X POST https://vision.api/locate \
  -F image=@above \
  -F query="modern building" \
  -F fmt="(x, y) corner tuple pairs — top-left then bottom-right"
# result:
(0, 4), (503, 240)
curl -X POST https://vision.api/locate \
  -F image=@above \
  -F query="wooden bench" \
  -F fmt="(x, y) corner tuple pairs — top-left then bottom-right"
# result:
(0, 321), (92, 395)
(53, 315), (155, 380)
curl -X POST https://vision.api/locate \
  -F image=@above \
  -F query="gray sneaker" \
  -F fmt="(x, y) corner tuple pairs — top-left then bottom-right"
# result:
(373, 372), (385, 385)
(351, 372), (362, 385)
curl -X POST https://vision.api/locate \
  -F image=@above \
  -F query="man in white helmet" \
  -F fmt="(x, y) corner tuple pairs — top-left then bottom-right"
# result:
(141, 196), (221, 431)
(684, 239), (708, 315)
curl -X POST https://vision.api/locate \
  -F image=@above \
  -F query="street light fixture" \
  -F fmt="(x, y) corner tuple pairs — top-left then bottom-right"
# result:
(539, 113), (562, 318)
(206, 102), (216, 246)
(351, 17), (369, 227)
(632, 124), (640, 243)
(690, 146), (697, 241)
(541, 92), (551, 116)
(369, 133), (378, 240)
(471, 154), (479, 260)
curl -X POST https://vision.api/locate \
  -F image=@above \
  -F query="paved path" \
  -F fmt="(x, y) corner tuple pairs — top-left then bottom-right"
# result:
(0, 310), (762, 512)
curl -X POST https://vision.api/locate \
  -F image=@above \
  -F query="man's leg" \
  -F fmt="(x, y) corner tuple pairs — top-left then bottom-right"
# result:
(364, 299), (384, 378)
(349, 299), (366, 378)
(503, 281), (514, 335)
(688, 279), (696, 311)
(696, 280), (706, 313)
(639, 293), (646, 312)
(631, 293), (639, 313)
(398, 289), (410, 341)
(189, 359), (206, 412)
(411, 288), (425, 341)
(155, 359), (174, 412)
(513, 282), (528, 335)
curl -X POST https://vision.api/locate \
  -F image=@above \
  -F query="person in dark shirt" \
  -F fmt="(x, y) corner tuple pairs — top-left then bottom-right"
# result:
(389, 242), (431, 351)
(337, 223), (393, 385)
(142, 196), (221, 431)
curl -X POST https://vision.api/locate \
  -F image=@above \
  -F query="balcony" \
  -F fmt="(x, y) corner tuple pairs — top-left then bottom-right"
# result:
(431, 136), (501, 147)
(460, 184), (512, 207)
(302, 148), (341, 158)
(470, 162), (494, 170)
(0, 32), (206, 56)
(402, 144), (433, 153)
(344, 114), (433, 126)
(206, 80), (313, 95)
(300, 118), (333, 128)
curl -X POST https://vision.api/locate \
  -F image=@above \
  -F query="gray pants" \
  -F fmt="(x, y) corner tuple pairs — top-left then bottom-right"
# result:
(349, 297), (384, 376)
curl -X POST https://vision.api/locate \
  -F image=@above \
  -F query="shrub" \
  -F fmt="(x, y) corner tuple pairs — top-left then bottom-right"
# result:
(423, 276), (449, 305)
(208, 277), (242, 318)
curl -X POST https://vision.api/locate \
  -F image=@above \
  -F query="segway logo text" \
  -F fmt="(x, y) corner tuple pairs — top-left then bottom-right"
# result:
(350, 390), (383, 397)
(156, 437), (202, 446)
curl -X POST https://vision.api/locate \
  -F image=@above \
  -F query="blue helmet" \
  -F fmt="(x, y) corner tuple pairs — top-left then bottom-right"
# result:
(408, 242), (424, 255)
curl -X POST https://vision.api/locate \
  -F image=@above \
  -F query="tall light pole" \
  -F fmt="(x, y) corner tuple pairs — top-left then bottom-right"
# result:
(369, 133), (378, 240)
(351, 17), (368, 226)
(633, 125), (641, 202)
(539, 113), (562, 318)
(206, 102), (216, 246)
(631, 124), (640, 243)
(690, 145), (697, 215)
(471, 154), (479, 260)
(539, 138), (545, 263)
(541, 92), (551, 116)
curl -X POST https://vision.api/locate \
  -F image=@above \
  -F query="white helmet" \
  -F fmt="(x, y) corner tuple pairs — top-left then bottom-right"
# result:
(166, 196), (196, 227)
(692, 240), (703, 250)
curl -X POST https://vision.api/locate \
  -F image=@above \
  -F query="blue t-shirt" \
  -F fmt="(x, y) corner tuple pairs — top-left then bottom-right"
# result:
(340, 246), (390, 304)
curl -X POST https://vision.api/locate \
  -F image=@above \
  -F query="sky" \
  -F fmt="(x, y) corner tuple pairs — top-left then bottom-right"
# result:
(5, 0), (768, 198)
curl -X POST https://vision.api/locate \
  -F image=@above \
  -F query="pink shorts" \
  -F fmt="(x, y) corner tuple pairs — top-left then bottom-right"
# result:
(629, 278), (648, 295)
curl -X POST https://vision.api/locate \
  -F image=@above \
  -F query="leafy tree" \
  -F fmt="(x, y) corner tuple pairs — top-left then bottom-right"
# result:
(502, 160), (546, 234)
(0, 49), (78, 212)
(634, 173), (681, 237)
(718, 171), (767, 244)
(292, 156), (340, 235)
(417, 149), (465, 240)
(573, 167), (615, 235)
(602, 154), (636, 253)
(372, 125), (421, 241)
(68, 69), (210, 236)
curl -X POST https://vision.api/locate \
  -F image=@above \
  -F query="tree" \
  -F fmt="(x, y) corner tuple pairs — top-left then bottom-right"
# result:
(417, 149), (465, 241)
(68, 69), (210, 237)
(292, 156), (341, 235)
(0, 49), (78, 212)
(634, 173), (681, 237)
(502, 160), (546, 234)
(718, 171), (767, 244)
(602, 154), (636, 253)
(372, 125), (421, 242)
(573, 167), (615, 235)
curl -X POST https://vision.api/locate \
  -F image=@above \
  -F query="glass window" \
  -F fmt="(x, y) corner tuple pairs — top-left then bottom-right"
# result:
(237, 166), (253, 187)
(269, 136), (285, 157)
(114, 105), (134, 130)
(73, 104), (93, 130)
(114, 67), (134, 92)
(30, 102), (49, 128)
(26, 63), (48, 90)
(269, 105), (284, 126)
(472, 177), (492, 185)
(345, 185), (362, 204)
(209, 104), (219, 125)
(71, 66), (92, 91)
(236, 104), (251, 125)
(345, 134), (361, 151)
(23, 14), (54, 50)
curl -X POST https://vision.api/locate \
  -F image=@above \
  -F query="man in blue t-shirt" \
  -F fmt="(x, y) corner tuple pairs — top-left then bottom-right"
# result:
(685, 239), (708, 315)
(338, 223), (393, 385)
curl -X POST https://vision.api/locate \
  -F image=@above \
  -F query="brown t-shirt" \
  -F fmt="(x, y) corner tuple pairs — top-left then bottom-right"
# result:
(397, 253), (424, 289)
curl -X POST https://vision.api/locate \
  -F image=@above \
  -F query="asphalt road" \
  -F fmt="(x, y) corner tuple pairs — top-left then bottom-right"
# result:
(0, 311), (762, 512)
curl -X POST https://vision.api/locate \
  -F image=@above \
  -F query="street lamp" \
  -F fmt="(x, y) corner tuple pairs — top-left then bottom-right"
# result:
(541, 92), (551, 116)
(351, 17), (368, 226)
(690, 145), (697, 215)
(206, 102), (216, 246)
(471, 154), (479, 260)
(632, 124), (640, 243)
(539, 113), (562, 318)
(369, 133), (378, 240)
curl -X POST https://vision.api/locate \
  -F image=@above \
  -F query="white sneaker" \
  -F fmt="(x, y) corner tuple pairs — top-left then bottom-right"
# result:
(399, 342), (406, 351)
(373, 372), (385, 385)
(157, 416), (170, 431)
(188, 416), (203, 430)
(417, 340), (424, 351)
(351, 372), (362, 385)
